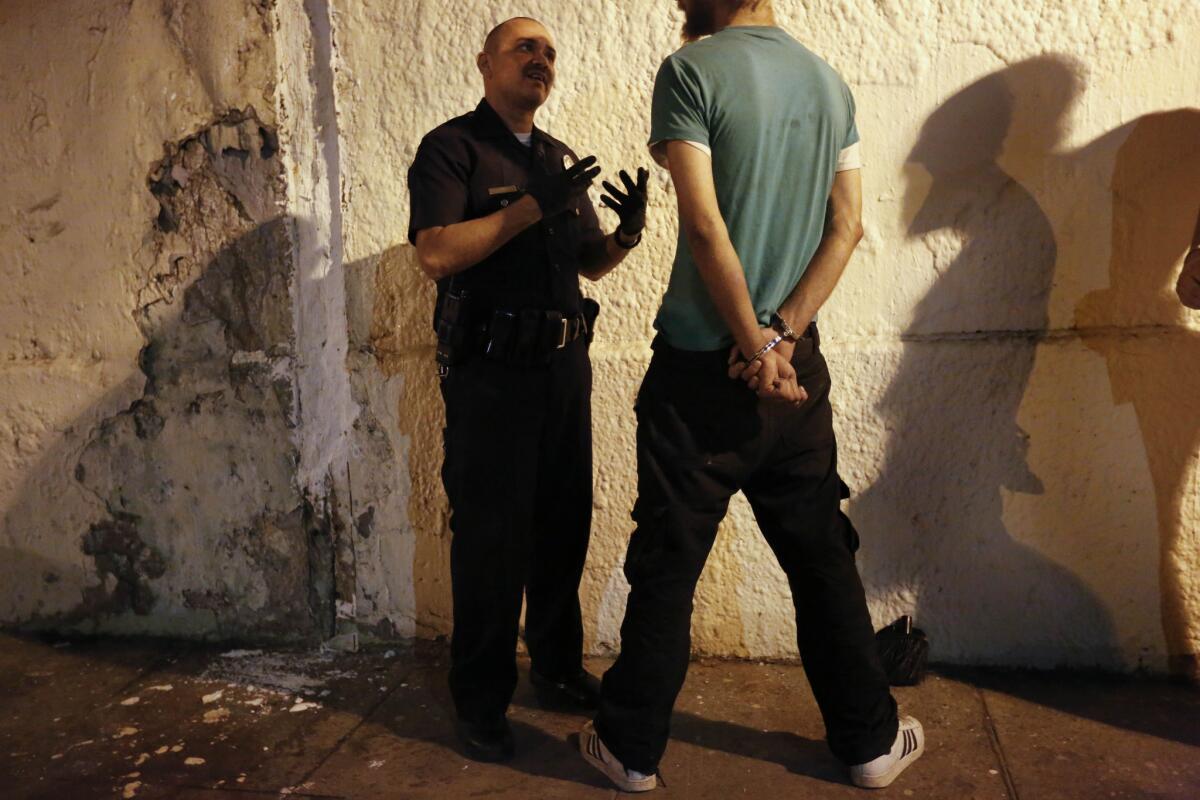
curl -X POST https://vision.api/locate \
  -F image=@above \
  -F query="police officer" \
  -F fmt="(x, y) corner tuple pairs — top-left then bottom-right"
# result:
(407, 16), (648, 763)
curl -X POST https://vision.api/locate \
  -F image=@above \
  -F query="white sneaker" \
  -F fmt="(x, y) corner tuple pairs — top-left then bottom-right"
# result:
(849, 715), (924, 789)
(578, 721), (657, 792)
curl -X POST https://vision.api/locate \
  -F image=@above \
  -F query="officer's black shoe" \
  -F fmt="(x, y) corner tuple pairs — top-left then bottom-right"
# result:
(454, 717), (515, 763)
(530, 668), (602, 711)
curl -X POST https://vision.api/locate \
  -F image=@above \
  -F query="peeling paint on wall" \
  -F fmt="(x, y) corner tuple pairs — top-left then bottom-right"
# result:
(68, 110), (323, 639)
(0, 0), (346, 642)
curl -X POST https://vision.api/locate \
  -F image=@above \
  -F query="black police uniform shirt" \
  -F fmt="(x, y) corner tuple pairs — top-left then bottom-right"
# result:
(407, 99), (607, 328)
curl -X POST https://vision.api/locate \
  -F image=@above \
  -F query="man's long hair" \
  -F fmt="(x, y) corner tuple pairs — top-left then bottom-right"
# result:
(681, 0), (769, 43)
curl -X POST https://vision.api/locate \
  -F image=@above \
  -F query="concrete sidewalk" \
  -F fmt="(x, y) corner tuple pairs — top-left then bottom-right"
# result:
(1, 634), (1196, 799)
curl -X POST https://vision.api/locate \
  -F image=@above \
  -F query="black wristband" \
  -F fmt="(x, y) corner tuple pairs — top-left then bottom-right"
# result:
(615, 229), (642, 249)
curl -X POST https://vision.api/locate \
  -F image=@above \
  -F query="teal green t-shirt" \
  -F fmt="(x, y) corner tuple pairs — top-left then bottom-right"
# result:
(649, 26), (860, 350)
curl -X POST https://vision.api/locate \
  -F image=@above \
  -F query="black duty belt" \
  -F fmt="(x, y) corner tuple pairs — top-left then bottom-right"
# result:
(482, 306), (591, 365)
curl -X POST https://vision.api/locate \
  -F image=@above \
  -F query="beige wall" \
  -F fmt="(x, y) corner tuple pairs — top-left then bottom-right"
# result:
(2, 0), (1197, 677)
(0, 0), (358, 641)
(336, 0), (1200, 676)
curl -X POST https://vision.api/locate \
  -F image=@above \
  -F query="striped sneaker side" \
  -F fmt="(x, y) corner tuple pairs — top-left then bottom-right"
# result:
(849, 715), (925, 789)
(578, 721), (658, 793)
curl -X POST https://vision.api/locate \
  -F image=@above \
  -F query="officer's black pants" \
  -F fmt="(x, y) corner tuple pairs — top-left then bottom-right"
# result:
(439, 342), (592, 724)
(596, 329), (898, 772)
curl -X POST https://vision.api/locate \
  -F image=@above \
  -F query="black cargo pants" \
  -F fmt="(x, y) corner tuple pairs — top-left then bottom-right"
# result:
(439, 341), (592, 724)
(596, 327), (898, 772)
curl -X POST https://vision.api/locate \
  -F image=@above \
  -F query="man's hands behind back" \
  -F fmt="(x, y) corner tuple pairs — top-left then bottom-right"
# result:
(727, 328), (808, 405)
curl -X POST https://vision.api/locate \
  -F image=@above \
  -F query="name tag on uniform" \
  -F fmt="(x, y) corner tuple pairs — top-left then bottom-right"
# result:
(488, 185), (519, 196)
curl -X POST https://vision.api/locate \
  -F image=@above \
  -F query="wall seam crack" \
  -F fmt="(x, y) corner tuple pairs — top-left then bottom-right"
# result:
(978, 687), (1021, 800)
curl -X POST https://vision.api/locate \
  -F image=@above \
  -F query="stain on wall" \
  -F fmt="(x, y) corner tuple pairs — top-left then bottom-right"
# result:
(80, 514), (168, 618)
(0, 0), (305, 637)
(71, 111), (329, 639)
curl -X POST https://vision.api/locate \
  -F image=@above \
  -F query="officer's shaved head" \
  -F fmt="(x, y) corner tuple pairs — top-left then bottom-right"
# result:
(484, 17), (543, 54)
(477, 16), (557, 115)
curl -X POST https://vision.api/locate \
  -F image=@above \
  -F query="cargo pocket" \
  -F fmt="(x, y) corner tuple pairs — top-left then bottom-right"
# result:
(624, 501), (669, 585)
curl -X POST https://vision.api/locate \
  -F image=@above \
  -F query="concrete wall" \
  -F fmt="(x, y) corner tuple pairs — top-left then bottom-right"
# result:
(334, 0), (1200, 677)
(3, 0), (1199, 678)
(0, 0), (356, 641)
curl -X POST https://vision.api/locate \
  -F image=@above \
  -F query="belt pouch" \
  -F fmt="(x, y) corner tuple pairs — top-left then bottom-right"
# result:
(435, 286), (473, 367)
(485, 310), (517, 362)
(514, 309), (542, 364)
(581, 298), (600, 346)
(539, 310), (564, 355)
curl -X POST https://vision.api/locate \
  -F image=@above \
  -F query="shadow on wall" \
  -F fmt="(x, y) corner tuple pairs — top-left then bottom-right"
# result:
(343, 240), (451, 640)
(853, 56), (1120, 668)
(1076, 109), (1200, 683)
(1, 113), (338, 641)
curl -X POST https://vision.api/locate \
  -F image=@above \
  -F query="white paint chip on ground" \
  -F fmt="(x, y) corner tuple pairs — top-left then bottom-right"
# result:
(202, 691), (224, 704)
(184, 757), (206, 766)
(154, 746), (169, 755)
(203, 708), (230, 724)
(368, 760), (385, 769)
(134, 753), (150, 766)
(244, 697), (265, 707)
(114, 727), (138, 739)
(170, 744), (184, 753)
(147, 684), (174, 692)
(122, 781), (141, 799)
(120, 697), (140, 706)
(289, 701), (320, 713)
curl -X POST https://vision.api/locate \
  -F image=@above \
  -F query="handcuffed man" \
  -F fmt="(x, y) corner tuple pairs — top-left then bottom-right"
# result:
(579, 0), (922, 791)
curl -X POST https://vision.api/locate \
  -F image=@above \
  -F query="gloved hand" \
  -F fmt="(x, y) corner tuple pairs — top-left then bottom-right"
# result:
(526, 155), (601, 218)
(600, 168), (649, 237)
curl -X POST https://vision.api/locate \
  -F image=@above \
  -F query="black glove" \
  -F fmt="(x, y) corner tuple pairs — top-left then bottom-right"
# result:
(600, 168), (649, 237)
(526, 155), (600, 218)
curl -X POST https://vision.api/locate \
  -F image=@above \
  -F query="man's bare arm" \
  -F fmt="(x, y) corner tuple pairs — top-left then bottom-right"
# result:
(666, 140), (804, 403)
(666, 141), (764, 358)
(414, 195), (543, 281)
(776, 169), (865, 332)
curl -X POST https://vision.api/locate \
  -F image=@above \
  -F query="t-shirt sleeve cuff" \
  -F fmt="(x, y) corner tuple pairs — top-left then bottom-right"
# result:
(836, 141), (863, 172)
(648, 139), (711, 167)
